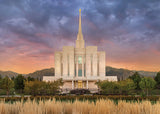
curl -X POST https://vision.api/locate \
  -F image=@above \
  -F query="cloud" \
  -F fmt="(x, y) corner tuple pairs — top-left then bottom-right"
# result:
(0, 0), (160, 73)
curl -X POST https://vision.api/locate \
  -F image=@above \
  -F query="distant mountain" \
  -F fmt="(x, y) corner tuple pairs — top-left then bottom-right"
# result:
(106, 66), (134, 80)
(134, 70), (157, 78)
(106, 66), (157, 80)
(0, 67), (157, 80)
(26, 68), (55, 80)
(0, 71), (18, 78)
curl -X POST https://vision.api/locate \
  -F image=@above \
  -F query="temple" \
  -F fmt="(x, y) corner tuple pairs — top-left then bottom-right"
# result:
(43, 9), (117, 93)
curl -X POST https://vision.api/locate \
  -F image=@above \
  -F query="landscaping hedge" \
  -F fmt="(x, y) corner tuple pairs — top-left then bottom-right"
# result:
(0, 95), (160, 103)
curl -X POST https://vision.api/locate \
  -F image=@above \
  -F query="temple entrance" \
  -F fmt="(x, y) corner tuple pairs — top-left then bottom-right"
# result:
(73, 80), (88, 89)
(78, 81), (83, 88)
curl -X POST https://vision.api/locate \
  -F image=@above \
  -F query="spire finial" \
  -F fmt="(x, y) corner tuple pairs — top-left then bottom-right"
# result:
(78, 8), (82, 35)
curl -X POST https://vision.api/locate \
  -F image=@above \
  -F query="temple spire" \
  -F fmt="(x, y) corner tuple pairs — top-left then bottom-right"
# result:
(78, 9), (82, 37)
(76, 9), (85, 48)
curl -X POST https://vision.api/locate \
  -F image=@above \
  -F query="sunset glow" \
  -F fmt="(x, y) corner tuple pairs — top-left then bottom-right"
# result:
(0, 0), (160, 74)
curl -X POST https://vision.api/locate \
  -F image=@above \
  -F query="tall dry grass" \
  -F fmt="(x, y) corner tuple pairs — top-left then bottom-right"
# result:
(0, 98), (160, 114)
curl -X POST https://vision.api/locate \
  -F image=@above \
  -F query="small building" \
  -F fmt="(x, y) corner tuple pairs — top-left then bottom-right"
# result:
(43, 9), (117, 93)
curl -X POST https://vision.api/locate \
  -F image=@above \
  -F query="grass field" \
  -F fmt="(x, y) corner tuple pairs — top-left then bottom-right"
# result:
(0, 98), (160, 114)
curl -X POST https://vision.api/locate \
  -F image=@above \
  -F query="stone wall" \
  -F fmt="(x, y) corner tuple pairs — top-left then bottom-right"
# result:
(55, 51), (62, 77)
(62, 46), (74, 77)
(88, 81), (98, 89)
(98, 51), (105, 77)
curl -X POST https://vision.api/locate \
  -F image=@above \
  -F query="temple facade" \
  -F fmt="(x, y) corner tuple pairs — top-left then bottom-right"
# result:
(43, 9), (117, 92)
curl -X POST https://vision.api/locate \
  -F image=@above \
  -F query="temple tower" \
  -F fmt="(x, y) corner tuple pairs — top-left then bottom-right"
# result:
(76, 9), (85, 48)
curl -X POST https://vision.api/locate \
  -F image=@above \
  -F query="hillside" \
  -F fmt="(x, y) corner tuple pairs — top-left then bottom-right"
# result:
(27, 68), (55, 79)
(0, 71), (18, 78)
(106, 66), (135, 80)
(0, 67), (157, 80)
(134, 70), (157, 78)
(105, 66), (157, 80)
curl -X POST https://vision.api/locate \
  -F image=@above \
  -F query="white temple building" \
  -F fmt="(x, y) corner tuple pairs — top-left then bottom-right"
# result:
(43, 9), (117, 92)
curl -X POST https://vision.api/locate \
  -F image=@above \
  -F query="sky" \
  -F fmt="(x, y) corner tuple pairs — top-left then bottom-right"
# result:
(0, 0), (160, 74)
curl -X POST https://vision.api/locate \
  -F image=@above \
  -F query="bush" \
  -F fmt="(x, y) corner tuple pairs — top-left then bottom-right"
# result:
(24, 79), (63, 96)
(70, 89), (90, 95)
(1, 95), (160, 103)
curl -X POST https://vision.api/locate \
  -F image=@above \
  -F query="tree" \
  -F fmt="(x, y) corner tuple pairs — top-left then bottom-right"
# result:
(24, 79), (63, 96)
(97, 81), (119, 94)
(129, 72), (141, 89)
(27, 76), (35, 81)
(155, 72), (160, 88)
(139, 77), (156, 96)
(118, 79), (136, 94)
(11, 77), (15, 81)
(0, 75), (2, 89)
(97, 79), (136, 95)
(24, 80), (43, 96)
(1, 76), (14, 96)
(14, 74), (25, 93)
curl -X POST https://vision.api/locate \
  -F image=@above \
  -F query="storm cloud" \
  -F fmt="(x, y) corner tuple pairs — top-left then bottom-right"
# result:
(0, 0), (160, 73)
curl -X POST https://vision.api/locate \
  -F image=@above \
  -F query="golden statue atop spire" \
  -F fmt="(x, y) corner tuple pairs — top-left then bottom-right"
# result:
(76, 9), (85, 48)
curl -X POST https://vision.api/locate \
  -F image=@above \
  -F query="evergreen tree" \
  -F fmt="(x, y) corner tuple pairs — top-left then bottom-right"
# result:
(155, 72), (160, 84)
(0, 74), (2, 80)
(0, 75), (2, 89)
(14, 74), (25, 93)
(27, 76), (35, 81)
(154, 72), (160, 88)
(129, 72), (141, 89)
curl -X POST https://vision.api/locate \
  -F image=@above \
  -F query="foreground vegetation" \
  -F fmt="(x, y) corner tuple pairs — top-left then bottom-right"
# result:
(97, 72), (160, 96)
(0, 72), (160, 96)
(0, 75), (63, 96)
(1, 95), (160, 103)
(1, 98), (160, 114)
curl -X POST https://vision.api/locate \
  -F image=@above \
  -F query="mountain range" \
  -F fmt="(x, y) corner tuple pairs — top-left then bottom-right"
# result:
(0, 66), (158, 80)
